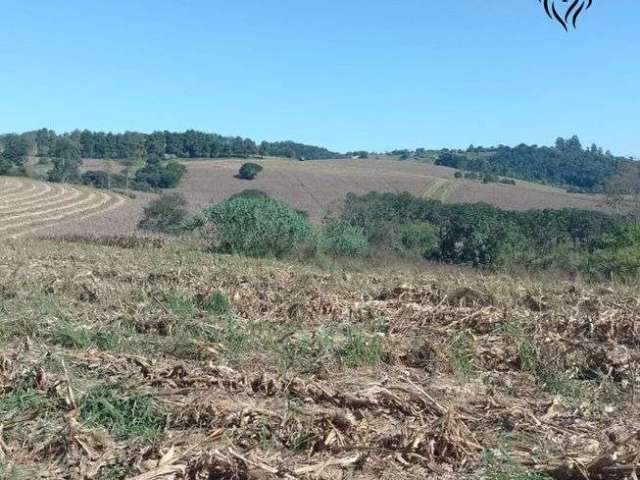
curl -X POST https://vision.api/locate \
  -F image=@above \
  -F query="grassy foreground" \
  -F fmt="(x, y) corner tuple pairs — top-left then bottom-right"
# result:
(0, 240), (638, 479)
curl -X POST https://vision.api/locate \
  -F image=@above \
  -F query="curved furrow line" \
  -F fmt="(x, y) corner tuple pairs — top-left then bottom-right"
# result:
(0, 178), (22, 189)
(11, 192), (128, 239)
(0, 181), (43, 203)
(0, 179), (23, 192)
(0, 184), (69, 213)
(0, 180), (40, 199)
(0, 186), (83, 217)
(0, 190), (97, 230)
(0, 180), (31, 198)
(0, 192), (119, 237)
(0, 182), (55, 207)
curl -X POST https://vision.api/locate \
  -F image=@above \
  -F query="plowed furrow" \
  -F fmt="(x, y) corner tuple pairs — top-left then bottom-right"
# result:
(0, 187), (82, 218)
(1, 192), (121, 238)
(0, 180), (26, 196)
(0, 191), (97, 230)
(0, 184), (69, 213)
(0, 181), (40, 202)
(10, 193), (128, 239)
(0, 177), (129, 238)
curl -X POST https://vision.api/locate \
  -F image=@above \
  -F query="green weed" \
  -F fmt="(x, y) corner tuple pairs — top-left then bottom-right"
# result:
(165, 292), (195, 316)
(80, 384), (166, 441)
(201, 290), (230, 315)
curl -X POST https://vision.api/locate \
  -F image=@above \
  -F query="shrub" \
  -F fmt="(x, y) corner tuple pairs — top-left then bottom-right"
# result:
(322, 222), (369, 257)
(395, 222), (439, 257)
(138, 193), (188, 233)
(238, 162), (263, 180)
(200, 196), (314, 257)
(454, 171), (463, 179)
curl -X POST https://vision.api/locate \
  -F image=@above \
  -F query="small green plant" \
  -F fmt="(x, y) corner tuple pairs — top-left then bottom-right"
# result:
(483, 449), (553, 480)
(96, 464), (136, 480)
(278, 330), (336, 374)
(201, 290), (230, 315)
(0, 386), (48, 421)
(166, 292), (195, 316)
(49, 324), (120, 351)
(337, 328), (385, 367)
(518, 340), (581, 397)
(80, 384), (166, 440)
(449, 332), (474, 378)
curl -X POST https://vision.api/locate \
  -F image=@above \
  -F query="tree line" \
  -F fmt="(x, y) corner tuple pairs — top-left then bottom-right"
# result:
(0, 129), (340, 162)
(435, 136), (627, 192)
(339, 191), (638, 277)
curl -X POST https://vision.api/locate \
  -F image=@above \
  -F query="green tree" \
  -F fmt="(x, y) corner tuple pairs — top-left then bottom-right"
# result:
(48, 138), (82, 183)
(0, 134), (28, 174)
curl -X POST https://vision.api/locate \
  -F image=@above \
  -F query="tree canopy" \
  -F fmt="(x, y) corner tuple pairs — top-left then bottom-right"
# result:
(0, 129), (340, 161)
(435, 136), (626, 192)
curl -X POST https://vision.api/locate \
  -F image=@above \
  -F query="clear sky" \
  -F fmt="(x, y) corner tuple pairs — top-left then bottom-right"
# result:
(1, 0), (638, 155)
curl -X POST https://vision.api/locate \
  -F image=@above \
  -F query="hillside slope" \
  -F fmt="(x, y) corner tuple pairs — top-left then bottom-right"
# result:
(10, 156), (611, 238)
(174, 158), (610, 221)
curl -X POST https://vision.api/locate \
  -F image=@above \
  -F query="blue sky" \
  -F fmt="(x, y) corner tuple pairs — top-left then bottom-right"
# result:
(0, 1), (638, 155)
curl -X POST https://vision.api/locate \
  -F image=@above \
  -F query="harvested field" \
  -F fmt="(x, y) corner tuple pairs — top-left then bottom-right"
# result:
(0, 178), (131, 240)
(7, 157), (610, 239)
(0, 240), (638, 479)
(171, 158), (609, 222)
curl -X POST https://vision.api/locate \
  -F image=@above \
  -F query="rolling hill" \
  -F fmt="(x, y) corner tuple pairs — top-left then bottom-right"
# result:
(3, 156), (612, 239)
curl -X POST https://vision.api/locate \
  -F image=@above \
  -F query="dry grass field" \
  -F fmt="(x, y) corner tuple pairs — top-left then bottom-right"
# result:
(171, 158), (608, 223)
(0, 240), (638, 479)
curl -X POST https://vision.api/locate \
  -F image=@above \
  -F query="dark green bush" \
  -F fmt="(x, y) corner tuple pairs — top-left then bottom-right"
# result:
(138, 193), (188, 233)
(135, 157), (186, 189)
(322, 222), (369, 257)
(200, 196), (314, 257)
(395, 222), (439, 257)
(238, 162), (264, 180)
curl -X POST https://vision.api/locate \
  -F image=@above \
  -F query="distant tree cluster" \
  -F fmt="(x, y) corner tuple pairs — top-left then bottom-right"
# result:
(258, 140), (338, 160)
(454, 170), (516, 185)
(0, 134), (28, 175)
(81, 156), (187, 192)
(436, 136), (624, 192)
(0, 129), (340, 161)
(346, 151), (369, 159)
